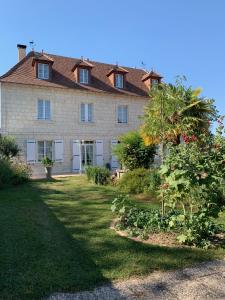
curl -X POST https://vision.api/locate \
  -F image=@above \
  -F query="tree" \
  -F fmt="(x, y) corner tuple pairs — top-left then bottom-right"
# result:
(0, 136), (20, 159)
(141, 77), (217, 146)
(113, 131), (156, 170)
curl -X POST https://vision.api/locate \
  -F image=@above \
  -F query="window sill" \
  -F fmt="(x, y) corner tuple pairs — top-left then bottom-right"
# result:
(79, 121), (95, 126)
(115, 122), (129, 126)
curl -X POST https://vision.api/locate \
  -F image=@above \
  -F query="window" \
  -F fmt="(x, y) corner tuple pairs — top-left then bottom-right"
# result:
(81, 103), (93, 122)
(38, 141), (53, 161)
(115, 74), (124, 88)
(79, 68), (89, 84)
(38, 63), (49, 79)
(151, 79), (159, 86)
(37, 100), (51, 120)
(117, 105), (128, 123)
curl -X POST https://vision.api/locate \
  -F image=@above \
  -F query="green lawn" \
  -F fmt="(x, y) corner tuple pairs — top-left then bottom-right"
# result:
(0, 176), (224, 300)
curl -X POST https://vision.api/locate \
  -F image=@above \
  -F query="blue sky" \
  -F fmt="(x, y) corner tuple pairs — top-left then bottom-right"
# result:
(0, 0), (224, 116)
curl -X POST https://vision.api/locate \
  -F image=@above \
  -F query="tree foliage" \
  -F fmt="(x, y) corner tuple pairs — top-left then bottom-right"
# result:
(0, 136), (20, 159)
(141, 77), (218, 146)
(113, 131), (156, 170)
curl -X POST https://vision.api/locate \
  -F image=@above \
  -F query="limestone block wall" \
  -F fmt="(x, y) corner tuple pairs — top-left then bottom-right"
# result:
(0, 83), (149, 175)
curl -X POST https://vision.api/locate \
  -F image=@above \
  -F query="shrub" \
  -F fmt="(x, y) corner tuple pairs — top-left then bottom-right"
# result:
(113, 131), (156, 170)
(117, 168), (161, 195)
(0, 159), (31, 188)
(11, 160), (32, 185)
(0, 136), (20, 159)
(85, 166), (110, 185)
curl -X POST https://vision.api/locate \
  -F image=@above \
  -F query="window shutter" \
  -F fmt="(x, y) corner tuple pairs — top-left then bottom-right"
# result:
(54, 140), (63, 162)
(96, 140), (103, 166)
(88, 104), (93, 122)
(111, 140), (119, 170)
(38, 100), (44, 119)
(27, 139), (36, 163)
(81, 104), (85, 122)
(72, 140), (81, 172)
(45, 100), (51, 120)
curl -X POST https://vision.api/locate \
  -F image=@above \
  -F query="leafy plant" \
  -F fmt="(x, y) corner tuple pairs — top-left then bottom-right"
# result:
(117, 168), (161, 195)
(113, 131), (156, 170)
(85, 166), (110, 185)
(41, 157), (54, 167)
(0, 136), (20, 159)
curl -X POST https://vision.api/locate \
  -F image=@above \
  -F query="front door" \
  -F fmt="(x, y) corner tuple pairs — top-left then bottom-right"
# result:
(81, 141), (94, 171)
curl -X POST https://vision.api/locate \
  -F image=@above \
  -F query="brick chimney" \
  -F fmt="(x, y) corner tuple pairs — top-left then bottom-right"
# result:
(17, 44), (27, 62)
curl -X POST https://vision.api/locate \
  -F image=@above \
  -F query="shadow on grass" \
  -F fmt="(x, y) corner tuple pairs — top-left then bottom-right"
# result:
(0, 177), (222, 299)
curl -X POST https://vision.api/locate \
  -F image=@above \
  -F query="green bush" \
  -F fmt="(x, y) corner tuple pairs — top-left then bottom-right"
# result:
(0, 159), (31, 188)
(85, 166), (110, 185)
(113, 131), (156, 170)
(117, 168), (161, 195)
(0, 136), (20, 159)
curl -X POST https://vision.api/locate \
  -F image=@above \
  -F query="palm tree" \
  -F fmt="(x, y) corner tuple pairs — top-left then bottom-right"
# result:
(141, 79), (217, 146)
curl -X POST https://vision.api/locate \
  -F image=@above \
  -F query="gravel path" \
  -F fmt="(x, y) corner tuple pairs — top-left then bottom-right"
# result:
(47, 260), (225, 300)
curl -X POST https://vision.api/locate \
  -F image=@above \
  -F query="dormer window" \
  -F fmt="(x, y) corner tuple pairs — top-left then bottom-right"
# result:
(79, 68), (89, 84)
(38, 63), (49, 80)
(151, 79), (159, 86)
(32, 53), (54, 80)
(115, 74), (124, 89)
(107, 66), (128, 89)
(142, 70), (162, 89)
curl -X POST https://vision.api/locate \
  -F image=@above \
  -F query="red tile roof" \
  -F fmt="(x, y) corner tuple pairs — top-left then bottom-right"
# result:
(0, 51), (162, 98)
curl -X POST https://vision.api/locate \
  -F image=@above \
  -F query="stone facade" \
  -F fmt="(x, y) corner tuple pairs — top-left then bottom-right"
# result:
(0, 82), (148, 176)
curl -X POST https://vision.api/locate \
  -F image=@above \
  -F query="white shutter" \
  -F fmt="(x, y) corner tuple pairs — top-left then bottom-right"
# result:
(111, 140), (119, 170)
(96, 140), (103, 166)
(72, 140), (81, 172)
(27, 139), (36, 163)
(54, 140), (63, 162)
(38, 100), (44, 119)
(45, 100), (51, 120)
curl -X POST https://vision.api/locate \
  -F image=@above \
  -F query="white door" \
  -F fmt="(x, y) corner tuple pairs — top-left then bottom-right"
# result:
(111, 139), (119, 170)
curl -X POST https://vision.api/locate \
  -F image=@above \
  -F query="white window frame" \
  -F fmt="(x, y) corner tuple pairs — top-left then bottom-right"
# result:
(117, 105), (128, 124)
(38, 63), (49, 80)
(79, 68), (89, 84)
(80, 103), (93, 123)
(37, 99), (51, 120)
(37, 140), (54, 162)
(115, 73), (124, 88)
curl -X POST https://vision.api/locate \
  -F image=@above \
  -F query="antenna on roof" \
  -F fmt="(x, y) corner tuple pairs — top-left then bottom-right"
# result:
(29, 40), (36, 51)
(141, 61), (148, 72)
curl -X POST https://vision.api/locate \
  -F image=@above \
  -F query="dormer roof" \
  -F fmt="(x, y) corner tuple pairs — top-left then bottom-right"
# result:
(32, 52), (54, 66)
(71, 59), (94, 72)
(142, 70), (163, 82)
(107, 65), (129, 77)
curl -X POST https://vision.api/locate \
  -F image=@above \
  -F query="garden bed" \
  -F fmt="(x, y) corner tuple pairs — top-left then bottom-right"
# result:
(110, 219), (188, 248)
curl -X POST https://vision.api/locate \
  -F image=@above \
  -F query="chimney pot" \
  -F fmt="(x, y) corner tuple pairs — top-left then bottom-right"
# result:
(17, 44), (27, 62)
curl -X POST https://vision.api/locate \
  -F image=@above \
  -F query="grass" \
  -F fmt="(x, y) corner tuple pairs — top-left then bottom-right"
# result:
(0, 176), (224, 299)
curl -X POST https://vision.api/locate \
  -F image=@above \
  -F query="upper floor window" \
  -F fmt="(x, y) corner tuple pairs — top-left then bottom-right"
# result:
(38, 141), (53, 162)
(38, 63), (49, 79)
(79, 68), (89, 84)
(117, 105), (128, 123)
(81, 103), (93, 122)
(115, 74), (124, 88)
(38, 99), (51, 120)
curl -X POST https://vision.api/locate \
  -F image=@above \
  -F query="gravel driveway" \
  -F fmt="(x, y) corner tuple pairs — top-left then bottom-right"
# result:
(47, 259), (225, 300)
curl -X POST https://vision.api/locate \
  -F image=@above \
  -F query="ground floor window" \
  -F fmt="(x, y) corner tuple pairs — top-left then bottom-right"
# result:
(38, 141), (53, 161)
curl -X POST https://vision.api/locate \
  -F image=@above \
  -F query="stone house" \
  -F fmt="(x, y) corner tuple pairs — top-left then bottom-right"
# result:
(0, 44), (162, 176)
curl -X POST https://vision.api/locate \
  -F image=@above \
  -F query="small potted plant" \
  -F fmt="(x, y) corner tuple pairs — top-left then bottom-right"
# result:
(42, 157), (54, 179)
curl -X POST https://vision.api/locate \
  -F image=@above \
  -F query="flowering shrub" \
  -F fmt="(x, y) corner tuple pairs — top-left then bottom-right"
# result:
(158, 118), (225, 247)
